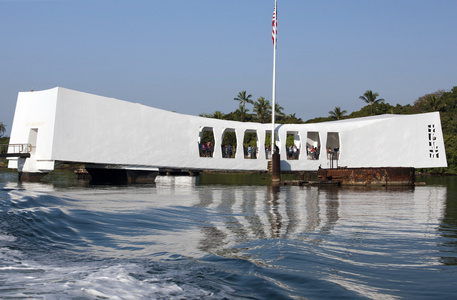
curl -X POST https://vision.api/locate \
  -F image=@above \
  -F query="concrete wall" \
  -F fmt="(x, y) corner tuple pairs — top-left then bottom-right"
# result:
(8, 87), (448, 173)
(8, 88), (58, 172)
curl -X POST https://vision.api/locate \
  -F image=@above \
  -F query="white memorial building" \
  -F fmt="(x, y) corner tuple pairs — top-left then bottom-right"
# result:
(7, 87), (447, 182)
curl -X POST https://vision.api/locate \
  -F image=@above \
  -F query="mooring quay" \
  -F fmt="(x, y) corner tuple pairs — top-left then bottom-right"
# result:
(4, 87), (447, 184)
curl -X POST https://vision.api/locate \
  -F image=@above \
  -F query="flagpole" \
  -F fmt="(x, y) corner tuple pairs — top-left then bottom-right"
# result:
(271, 0), (277, 156)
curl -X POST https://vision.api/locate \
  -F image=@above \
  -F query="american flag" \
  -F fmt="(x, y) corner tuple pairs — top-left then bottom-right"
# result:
(272, 6), (277, 45)
(272, 4), (277, 45)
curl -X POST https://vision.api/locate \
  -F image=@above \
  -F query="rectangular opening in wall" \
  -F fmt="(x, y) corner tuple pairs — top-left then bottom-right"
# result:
(28, 128), (38, 154)
(306, 132), (320, 160)
(326, 132), (340, 160)
(243, 130), (258, 159)
(286, 131), (300, 160)
(222, 129), (237, 158)
(198, 127), (214, 158)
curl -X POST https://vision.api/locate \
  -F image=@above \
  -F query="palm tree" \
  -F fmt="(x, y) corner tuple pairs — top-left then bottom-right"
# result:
(359, 90), (384, 115)
(269, 102), (286, 123)
(253, 96), (271, 123)
(274, 102), (285, 117)
(212, 111), (224, 119)
(427, 94), (443, 112)
(328, 107), (347, 120)
(234, 103), (250, 122)
(234, 91), (253, 121)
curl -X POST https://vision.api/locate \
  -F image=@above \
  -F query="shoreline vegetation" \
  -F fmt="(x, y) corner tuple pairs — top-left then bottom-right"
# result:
(1, 86), (456, 175)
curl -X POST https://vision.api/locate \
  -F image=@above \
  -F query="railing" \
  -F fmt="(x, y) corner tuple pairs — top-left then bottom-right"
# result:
(0, 144), (32, 158)
(328, 151), (339, 169)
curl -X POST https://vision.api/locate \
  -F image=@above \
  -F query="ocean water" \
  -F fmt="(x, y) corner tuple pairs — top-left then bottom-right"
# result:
(0, 170), (456, 299)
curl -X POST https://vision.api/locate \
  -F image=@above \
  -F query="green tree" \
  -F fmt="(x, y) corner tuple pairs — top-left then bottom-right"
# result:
(427, 94), (444, 112)
(211, 111), (224, 119)
(282, 113), (304, 124)
(253, 96), (271, 123)
(234, 91), (253, 122)
(272, 102), (285, 122)
(359, 90), (384, 115)
(222, 131), (237, 150)
(413, 91), (445, 113)
(243, 132), (257, 148)
(0, 122), (5, 138)
(199, 111), (224, 119)
(274, 102), (285, 116)
(234, 103), (250, 122)
(328, 107), (347, 120)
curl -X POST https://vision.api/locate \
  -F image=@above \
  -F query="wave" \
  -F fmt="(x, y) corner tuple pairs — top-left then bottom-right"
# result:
(0, 245), (237, 299)
(0, 178), (453, 299)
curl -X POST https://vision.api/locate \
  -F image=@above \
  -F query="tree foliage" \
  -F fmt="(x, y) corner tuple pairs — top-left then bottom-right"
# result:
(0, 136), (9, 165)
(328, 107), (347, 120)
(233, 91), (253, 122)
(253, 96), (271, 123)
(0, 122), (5, 138)
(359, 90), (384, 115)
(202, 91), (303, 125)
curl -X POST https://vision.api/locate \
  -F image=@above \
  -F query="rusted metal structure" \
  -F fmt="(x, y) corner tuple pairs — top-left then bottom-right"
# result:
(317, 167), (416, 186)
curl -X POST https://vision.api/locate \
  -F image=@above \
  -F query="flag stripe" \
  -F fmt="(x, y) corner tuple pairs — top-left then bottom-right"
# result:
(272, 6), (277, 45)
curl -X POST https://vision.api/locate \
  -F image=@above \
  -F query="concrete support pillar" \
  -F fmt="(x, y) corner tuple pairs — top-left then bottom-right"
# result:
(272, 153), (281, 184)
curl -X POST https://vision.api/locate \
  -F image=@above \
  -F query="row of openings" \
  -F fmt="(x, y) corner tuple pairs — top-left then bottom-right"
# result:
(198, 128), (340, 160)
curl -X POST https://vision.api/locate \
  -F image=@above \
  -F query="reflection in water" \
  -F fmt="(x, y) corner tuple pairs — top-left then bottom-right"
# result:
(267, 186), (282, 238)
(192, 183), (454, 300)
(321, 187), (340, 235)
(305, 187), (320, 238)
(435, 176), (457, 266)
(219, 189), (249, 242)
(2, 171), (456, 299)
(242, 189), (266, 240)
(194, 184), (449, 266)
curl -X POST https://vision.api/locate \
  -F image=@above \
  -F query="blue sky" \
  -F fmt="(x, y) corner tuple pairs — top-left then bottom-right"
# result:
(1, 0), (456, 135)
